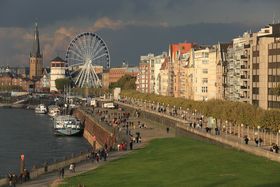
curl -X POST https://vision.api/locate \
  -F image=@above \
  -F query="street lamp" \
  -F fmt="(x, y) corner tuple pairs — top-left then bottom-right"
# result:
(241, 123), (244, 138)
(277, 130), (280, 145)
(225, 120), (228, 134)
(257, 126), (260, 139)
(192, 113), (195, 123)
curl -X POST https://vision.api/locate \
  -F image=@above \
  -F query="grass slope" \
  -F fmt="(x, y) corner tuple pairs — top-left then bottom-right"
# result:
(62, 137), (280, 187)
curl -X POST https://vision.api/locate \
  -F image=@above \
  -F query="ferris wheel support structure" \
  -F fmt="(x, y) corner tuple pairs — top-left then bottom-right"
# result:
(65, 32), (110, 88)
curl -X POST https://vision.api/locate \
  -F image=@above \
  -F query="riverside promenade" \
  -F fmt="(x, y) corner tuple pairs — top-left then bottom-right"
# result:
(10, 98), (280, 186)
(117, 98), (280, 163)
(16, 106), (175, 187)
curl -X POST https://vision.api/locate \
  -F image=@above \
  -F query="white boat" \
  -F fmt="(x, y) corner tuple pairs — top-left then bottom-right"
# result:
(48, 105), (60, 118)
(54, 115), (83, 136)
(35, 104), (48, 114)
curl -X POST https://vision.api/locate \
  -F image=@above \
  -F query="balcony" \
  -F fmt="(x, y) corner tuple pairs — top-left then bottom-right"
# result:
(241, 75), (249, 79)
(240, 85), (248, 89)
(241, 55), (248, 59)
(241, 65), (249, 69)
(244, 44), (251, 48)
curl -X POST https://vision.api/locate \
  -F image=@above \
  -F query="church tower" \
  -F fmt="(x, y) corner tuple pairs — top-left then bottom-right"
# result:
(29, 22), (43, 79)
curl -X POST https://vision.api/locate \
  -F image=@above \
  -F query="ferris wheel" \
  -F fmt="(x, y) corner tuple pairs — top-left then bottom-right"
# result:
(65, 32), (110, 88)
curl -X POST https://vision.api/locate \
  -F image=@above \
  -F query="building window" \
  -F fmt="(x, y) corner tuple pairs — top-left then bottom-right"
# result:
(202, 69), (208, 74)
(202, 86), (208, 93)
(252, 88), (259, 94)
(252, 75), (259, 82)
(202, 60), (208, 64)
(202, 52), (209, 58)
(268, 88), (275, 95)
(268, 101), (280, 108)
(252, 100), (259, 106)
(202, 78), (208, 84)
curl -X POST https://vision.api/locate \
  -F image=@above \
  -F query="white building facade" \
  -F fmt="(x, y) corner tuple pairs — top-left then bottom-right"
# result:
(50, 57), (66, 92)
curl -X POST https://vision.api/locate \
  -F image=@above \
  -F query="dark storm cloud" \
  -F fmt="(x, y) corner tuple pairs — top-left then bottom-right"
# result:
(1, 0), (279, 27)
(102, 22), (259, 66)
(0, 0), (279, 67)
(0, 0), (125, 27)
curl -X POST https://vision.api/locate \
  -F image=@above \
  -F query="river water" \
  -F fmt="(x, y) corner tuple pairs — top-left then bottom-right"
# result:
(0, 108), (91, 176)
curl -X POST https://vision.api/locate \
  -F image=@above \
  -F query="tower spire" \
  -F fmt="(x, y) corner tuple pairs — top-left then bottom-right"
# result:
(31, 22), (41, 58)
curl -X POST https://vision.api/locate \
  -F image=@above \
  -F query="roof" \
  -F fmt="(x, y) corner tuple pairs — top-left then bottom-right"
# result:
(160, 57), (169, 70)
(126, 67), (139, 72)
(51, 56), (65, 62)
(30, 22), (42, 58)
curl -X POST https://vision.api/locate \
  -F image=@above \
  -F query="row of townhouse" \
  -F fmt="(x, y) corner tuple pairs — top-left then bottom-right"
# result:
(0, 72), (33, 91)
(136, 23), (280, 110)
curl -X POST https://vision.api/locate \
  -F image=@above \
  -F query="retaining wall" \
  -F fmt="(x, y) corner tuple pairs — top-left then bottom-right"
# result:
(73, 109), (115, 149)
(0, 152), (89, 187)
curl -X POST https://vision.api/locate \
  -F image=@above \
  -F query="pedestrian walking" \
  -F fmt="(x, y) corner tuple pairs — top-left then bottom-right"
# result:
(215, 127), (219, 135)
(244, 136), (249, 144)
(7, 172), (12, 187)
(59, 168), (64, 178)
(69, 163), (75, 173)
(166, 127), (170, 133)
(254, 138), (259, 146)
(129, 140), (133, 150)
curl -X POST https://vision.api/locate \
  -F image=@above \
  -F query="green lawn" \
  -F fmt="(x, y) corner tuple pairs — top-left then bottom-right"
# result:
(61, 137), (280, 187)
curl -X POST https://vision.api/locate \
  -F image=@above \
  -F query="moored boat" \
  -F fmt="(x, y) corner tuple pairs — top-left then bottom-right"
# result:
(35, 104), (47, 114)
(48, 105), (60, 118)
(54, 115), (83, 136)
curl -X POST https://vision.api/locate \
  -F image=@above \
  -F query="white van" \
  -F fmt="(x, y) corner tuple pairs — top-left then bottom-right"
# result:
(90, 99), (97, 107)
(103, 102), (115, 109)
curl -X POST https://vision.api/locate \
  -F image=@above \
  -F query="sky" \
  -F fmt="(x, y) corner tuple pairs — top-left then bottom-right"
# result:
(0, 0), (279, 67)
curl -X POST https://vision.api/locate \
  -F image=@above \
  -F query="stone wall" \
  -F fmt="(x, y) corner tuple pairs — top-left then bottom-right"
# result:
(0, 152), (89, 187)
(73, 109), (116, 149)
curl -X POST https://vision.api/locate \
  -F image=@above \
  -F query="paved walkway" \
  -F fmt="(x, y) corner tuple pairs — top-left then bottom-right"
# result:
(118, 101), (279, 158)
(18, 110), (175, 187)
(18, 151), (130, 187)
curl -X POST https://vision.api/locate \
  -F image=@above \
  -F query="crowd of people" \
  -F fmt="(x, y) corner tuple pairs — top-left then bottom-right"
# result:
(123, 98), (280, 155)
(7, 168), (30, 187)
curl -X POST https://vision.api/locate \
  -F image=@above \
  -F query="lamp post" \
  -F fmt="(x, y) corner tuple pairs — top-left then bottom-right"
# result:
(225, 120), (228, 135)
(269, 129), (272, 145)
(213, 118), (216, 135)
(223, 125), (226, 135)
(257, 126), (260, 140)
(192, 113), (195, 124)
(277, 130), (280, 145)
(247, 125), (250, 140)
(241, 123), (244, 139)
(201, 115), (204, 128)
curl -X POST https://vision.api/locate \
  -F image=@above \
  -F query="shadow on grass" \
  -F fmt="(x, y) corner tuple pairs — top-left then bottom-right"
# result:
(254, 183), (280, 187)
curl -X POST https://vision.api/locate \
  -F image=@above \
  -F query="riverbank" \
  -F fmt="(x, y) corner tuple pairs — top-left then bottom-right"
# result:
(0, 107), (90, 186)
(16, 106), (175, 187)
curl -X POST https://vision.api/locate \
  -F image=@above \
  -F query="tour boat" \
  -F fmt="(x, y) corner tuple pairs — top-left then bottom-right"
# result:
(53, 115), (83, 136)
(48, 105), (61, 118)
(35, 104), (48, 114)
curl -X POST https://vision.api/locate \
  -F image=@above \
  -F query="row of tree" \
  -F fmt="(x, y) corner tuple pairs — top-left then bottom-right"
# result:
(0, 85), (23, 92)
(54, 74), (136, 94)
(109, 75), (136, 90)
(121, 90), (280, 131)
